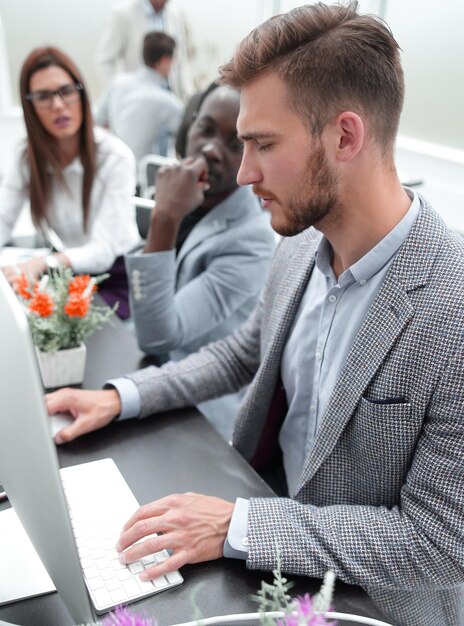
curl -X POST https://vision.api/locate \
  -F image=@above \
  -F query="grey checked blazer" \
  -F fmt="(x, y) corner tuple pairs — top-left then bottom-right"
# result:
(126, 196), (464, 626)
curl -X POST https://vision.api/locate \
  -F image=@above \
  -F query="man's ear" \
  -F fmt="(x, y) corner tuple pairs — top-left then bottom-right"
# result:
(332, 111), (364, 162)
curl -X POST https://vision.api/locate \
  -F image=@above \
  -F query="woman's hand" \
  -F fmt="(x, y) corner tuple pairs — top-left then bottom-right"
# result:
(1, 256), (47, 284)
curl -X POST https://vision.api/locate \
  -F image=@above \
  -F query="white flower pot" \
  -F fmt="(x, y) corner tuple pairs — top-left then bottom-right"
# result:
(35, 344), (87, 389)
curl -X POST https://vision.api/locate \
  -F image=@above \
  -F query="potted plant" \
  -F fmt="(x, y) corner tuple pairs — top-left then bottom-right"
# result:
(13, 268), (117, 388)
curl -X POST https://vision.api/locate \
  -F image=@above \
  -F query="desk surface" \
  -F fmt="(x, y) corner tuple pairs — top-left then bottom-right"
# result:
(0, 314), (390, 626)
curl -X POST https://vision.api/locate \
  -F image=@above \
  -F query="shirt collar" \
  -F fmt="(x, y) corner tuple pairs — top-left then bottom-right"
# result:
(141, 0), (164, 18)
(138, 65), (169, 89)
(315, 189), (421, 286)
(45, 156), (83, 175)
(45, 126), (105, 175)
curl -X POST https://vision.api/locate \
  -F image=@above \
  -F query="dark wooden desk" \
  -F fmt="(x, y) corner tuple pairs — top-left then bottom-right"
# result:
(0, 315), (390, 626)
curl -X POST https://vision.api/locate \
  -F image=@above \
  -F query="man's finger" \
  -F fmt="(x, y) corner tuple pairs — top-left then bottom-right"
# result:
(184, 154), (208, 178)
(121, 496), (173, 532)
(45, 388), (76, 415)
(117, 531), (167, 564)
(54, 417), (89, 444)
(140, 549), (188, 581)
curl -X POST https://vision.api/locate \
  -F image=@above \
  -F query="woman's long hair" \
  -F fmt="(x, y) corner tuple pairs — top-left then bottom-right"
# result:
(19, 47), (96, 231)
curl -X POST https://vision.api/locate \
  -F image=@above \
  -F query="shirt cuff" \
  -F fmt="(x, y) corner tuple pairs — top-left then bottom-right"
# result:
(223, 497), (249, 560)
(105, 377), (141, 421)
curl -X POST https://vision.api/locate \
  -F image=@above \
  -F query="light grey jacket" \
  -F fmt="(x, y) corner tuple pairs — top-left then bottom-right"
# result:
(126, 197), (464, 626)
(95, 0), (195, 102)
(125, 185), (275, 438)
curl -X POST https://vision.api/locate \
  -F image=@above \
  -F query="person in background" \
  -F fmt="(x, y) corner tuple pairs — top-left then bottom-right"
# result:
(0, 46), (140, 318)
(49, 83), (275, 440)
(47, 3), (464, 624)
(121, 83), (275, 440)
(174, 87), (206, 158)
(95, 0), (195, 103)
(96, 32), (184, 169)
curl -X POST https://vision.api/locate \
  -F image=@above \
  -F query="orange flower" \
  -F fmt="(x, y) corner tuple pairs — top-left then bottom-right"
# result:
(13, 272), (33, 300)
(29, 291), (55, 317)
(68, 274), (97, 295)
(64, 293), (90, 318)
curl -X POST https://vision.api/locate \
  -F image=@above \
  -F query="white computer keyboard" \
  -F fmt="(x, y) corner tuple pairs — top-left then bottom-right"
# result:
(60, 458), (183, 613)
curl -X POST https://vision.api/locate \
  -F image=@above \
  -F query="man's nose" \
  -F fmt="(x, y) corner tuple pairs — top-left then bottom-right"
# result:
(201, 142), (222, 162)
(236, 149), (261, 186)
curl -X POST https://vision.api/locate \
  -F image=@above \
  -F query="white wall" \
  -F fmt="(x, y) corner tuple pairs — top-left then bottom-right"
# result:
(385, 0), (464, 151)
(1, 1), (463, 227)
(1, 1), (463, 149)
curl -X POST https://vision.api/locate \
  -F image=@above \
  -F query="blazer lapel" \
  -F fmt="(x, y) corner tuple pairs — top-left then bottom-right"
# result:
(235, 228), (321, 461)
(295, 278), (414, 493)
(295, 198), (445, 494)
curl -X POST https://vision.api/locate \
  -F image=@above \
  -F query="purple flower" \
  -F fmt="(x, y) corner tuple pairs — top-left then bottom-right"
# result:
(102, 605), (157, 626)
(277, 595), (337, 626)
(296, 593), (313, 617)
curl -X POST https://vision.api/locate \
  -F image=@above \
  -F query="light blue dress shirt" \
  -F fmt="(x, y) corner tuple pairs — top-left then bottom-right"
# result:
(142, 0), (165, 31)
(224, 190), (420, 558)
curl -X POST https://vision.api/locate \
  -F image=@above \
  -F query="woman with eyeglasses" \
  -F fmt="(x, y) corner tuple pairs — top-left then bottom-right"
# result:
(0, 46), (140, 317)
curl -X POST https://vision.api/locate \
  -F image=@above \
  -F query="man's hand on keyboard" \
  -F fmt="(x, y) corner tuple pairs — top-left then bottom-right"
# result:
(115, 493), (234, 579)
(45, 388), (121, 444)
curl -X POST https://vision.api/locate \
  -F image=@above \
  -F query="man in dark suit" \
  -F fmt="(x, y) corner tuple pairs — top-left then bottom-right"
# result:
(47, 4), (464, 624)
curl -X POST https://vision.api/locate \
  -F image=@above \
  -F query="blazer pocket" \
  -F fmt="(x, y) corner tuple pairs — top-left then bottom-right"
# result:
(359, 395), (412, 418)
(366, 396), (408, 405)
(352, 396), (417, 505)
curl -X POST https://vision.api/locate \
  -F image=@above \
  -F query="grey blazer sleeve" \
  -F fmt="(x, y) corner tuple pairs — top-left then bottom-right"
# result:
(126, 212), (274, 355)
(125, 284), (265, 418)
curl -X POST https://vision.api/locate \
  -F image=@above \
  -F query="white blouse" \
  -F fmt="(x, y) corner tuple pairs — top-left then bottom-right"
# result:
(0, 127), (140, 273)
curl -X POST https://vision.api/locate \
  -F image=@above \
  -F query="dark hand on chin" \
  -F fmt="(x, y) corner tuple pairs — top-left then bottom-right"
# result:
(144, 156), (211, 253)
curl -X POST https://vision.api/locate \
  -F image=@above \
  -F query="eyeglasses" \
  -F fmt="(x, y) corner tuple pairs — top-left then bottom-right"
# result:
(26, 83), (83, 110)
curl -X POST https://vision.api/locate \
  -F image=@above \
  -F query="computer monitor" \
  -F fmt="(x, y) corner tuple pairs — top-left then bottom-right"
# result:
(0, 272), (94, 623)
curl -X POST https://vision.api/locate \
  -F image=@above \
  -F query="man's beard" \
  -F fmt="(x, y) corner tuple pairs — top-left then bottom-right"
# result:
(253, 143), (341, 237)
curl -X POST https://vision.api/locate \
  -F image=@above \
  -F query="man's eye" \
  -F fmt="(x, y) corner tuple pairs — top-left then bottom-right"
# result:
(199, 126), (214, 137)
(258, 143), (272, 152)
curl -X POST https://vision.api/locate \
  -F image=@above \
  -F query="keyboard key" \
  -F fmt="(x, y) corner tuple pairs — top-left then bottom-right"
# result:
(116, 568), (133, 582)
(105, 578), (122, 592)
(91, 547), (105, 560)
(128, 561), (144, 574)
(137, 578), (155, 593)
(110, 587), (127, 604)
(122, 578), (142, 599)
(100, 567), (117, 581)
(93, 587), (112, 609)
(141, 554), (156, 565)
(166, 571), (183, 584)
(95, 557), (112, 571)
(110, 557), (125, 570)
(83, 566), (99, 580)
(152, 575), (168, 589)
(80, 556), (94, 569)
(87, 577), (105, 591)
(155, 550), (169, 563)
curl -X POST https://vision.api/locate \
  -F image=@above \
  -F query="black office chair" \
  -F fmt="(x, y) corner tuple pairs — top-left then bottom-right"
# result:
(131, 196), (155, 240)
(138, 154), (178, 200)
